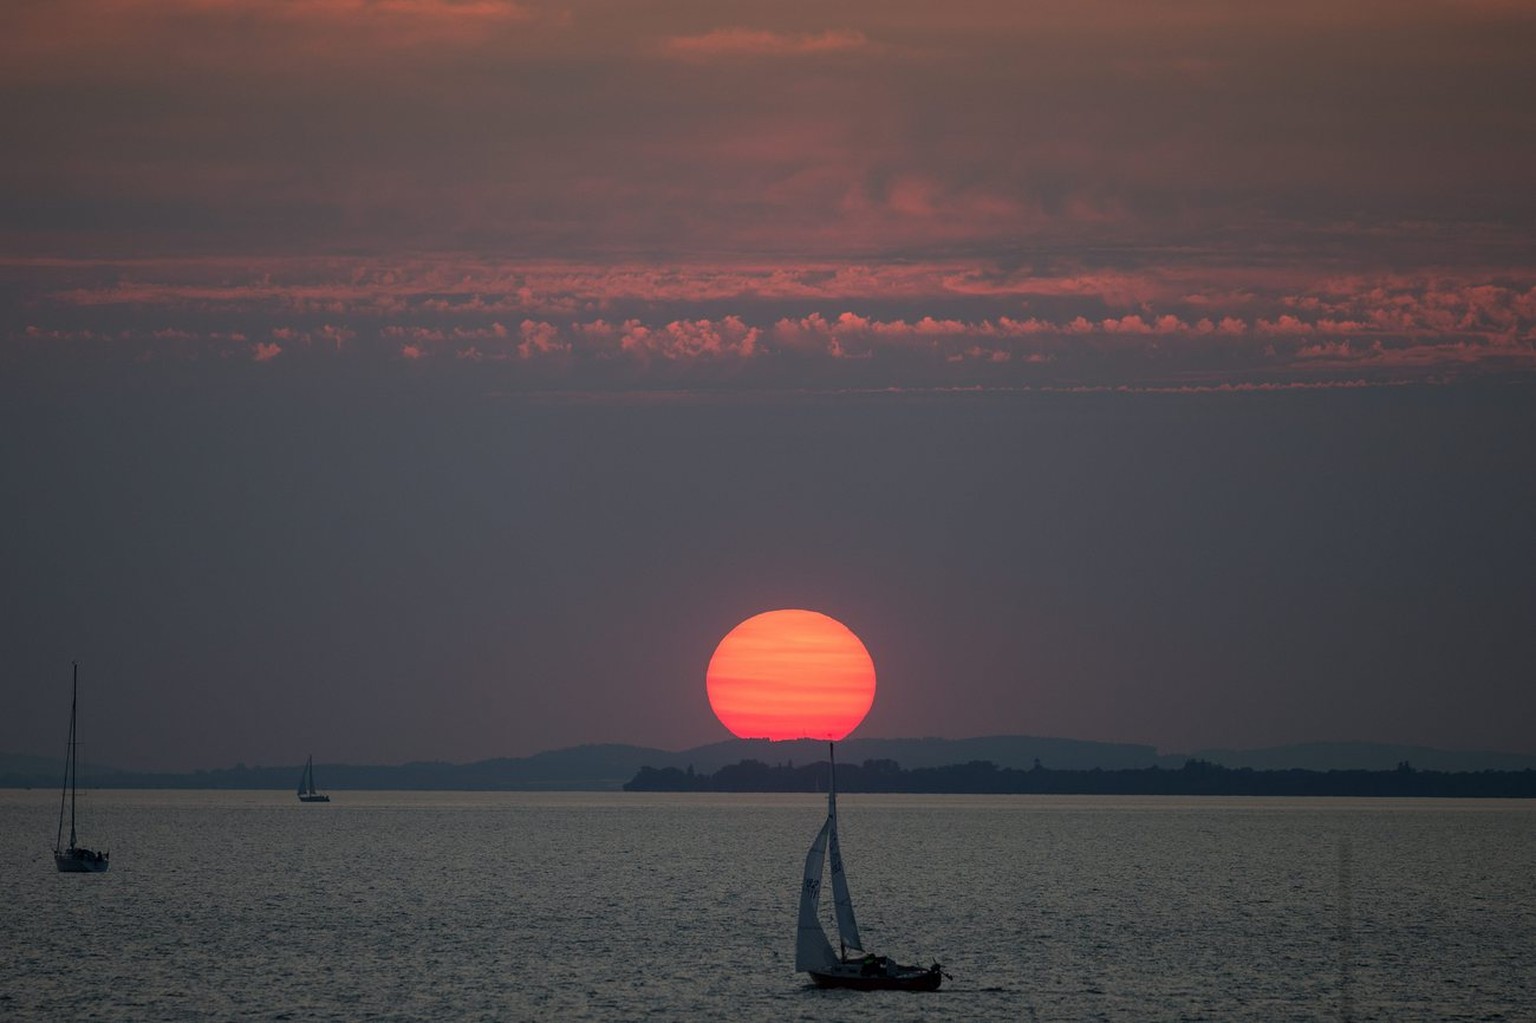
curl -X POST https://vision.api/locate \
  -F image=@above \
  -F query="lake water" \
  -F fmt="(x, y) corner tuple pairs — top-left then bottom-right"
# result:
(2, 791), (1532, 1021)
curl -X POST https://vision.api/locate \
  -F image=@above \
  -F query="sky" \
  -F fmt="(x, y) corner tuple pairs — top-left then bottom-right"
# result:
(2, 1), (1534, 771)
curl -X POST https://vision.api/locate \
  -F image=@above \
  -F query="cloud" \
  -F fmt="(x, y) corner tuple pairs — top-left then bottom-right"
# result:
(661, 28), (869, 59)
(6, 0), (541, 70)
(517, 319), (570, 359)
(618, 317), (762, 361)
(4, 1), (1534, 264)
(8, 256), (1536, 390)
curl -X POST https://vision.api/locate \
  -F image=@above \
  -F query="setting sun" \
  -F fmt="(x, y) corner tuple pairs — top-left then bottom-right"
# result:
(706, 609), (876, 741)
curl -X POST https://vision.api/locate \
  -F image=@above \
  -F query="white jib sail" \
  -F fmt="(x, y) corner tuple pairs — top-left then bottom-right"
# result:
(827, 789), (864, 956)
(795, 817), (838, 972)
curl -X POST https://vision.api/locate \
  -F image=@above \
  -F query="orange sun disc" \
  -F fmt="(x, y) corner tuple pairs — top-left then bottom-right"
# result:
(705, 609), (876, 741)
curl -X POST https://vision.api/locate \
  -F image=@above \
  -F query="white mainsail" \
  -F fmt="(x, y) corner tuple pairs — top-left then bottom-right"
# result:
(795, 817), (838, 971)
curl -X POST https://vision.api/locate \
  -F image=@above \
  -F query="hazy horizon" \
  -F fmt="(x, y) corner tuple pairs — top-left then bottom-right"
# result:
(8, 723), (1536, 778)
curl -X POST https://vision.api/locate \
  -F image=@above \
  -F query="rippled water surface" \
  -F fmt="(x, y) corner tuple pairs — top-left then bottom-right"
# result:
(2, 790), (1532, 1021)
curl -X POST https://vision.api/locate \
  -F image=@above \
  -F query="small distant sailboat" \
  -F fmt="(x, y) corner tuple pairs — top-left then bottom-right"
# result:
(796, 743), (944, 991)
(297, 754), (331, 803)
(55, 662), (109, 873)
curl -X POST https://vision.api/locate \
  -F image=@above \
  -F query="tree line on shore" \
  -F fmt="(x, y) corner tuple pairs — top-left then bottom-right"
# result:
(622, 757), (1536, 798)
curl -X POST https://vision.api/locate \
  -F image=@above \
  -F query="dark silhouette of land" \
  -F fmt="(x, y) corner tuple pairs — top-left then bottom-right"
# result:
(3, 735), (1534, 792)
(623, 758), (1536, 798)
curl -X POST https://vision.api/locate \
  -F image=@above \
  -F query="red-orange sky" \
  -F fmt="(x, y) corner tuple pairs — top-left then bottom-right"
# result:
(2, 1), (1534, 770)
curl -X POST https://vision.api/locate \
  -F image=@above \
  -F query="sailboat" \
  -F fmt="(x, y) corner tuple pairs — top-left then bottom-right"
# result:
(796, 742), (944, 991)
(55, 662), (109, 873)
(296, 754), (331, 802)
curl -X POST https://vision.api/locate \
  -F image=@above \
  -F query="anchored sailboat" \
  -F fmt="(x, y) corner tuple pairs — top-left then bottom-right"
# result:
(297, 754), (330, 802)
(796, 743), (944, 991)
(54, 662), (109, 873)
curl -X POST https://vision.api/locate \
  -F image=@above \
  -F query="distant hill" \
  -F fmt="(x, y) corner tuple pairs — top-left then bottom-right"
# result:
(0, 751), (125, 788)
(0, 734), (1171, 790)
(1179, 742), (1536, 773)
(2, 736), (1533, 790)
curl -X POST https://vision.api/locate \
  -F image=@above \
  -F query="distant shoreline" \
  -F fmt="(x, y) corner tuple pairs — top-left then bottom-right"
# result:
(6, 734), (1536, 794)
(4, 757), (1534, 797)
(624, 758), (1536, 798)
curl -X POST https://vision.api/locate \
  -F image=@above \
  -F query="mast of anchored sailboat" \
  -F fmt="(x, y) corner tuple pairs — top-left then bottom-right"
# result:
(56, 662), (79, 855)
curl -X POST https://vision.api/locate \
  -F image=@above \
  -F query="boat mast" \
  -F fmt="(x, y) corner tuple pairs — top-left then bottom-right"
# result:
(825, 738), (865, 959)
(70, 662), (79, 850)
(830, 741), (840, 960)
(56, 662), (79, 853)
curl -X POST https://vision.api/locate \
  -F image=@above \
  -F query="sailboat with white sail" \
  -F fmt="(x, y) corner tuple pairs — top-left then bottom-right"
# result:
(54, 662), (109, 873)
(796, 743), (944, 991)
(296, 754), (330, 802)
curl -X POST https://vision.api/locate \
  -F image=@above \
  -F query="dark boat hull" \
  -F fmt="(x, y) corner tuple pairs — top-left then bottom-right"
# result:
(298, 794), (331, 802)
(810, 962), (943, 991)
(55, 847), (110, 873)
